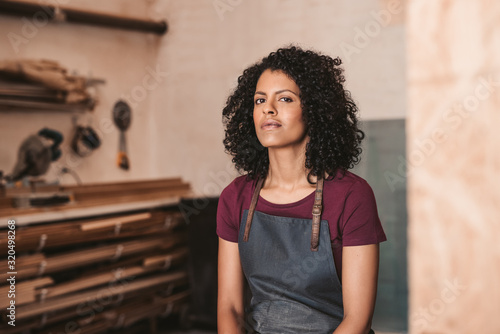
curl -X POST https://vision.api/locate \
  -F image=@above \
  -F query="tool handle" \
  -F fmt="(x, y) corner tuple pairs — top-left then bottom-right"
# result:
(117, 152), (129, 170)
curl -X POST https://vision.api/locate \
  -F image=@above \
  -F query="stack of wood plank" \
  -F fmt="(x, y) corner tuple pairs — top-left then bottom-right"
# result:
(0, 177), (195, 333)
(0, 177), (192, 214)
(0, 59), (104, 112)
(0, 78), (98, 112)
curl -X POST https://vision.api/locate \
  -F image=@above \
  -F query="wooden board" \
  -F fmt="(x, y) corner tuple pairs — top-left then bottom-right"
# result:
(16, 271), (188, 319)
(0, 177), (193, 221)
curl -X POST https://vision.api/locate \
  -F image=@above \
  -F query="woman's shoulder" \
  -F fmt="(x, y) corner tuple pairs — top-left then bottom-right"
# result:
(326, 169), (368, 186)
(219, 174), (255, 202)
(217, 175), (255, 242)
(324, 169), (375, 198)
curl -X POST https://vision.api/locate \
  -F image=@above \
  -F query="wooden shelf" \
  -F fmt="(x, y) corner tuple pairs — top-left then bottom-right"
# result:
(0, 177), (194, 226)
(0, 177), (193, 333)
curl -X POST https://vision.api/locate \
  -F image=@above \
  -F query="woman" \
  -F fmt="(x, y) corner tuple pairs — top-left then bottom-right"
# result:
(217, 46), (386, 334)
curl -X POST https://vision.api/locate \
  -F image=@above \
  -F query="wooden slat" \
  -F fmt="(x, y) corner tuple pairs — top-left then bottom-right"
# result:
(0, 177), (192, 220)
(0, 277), (53, 308)
(0, 210), (184, 252)
(48, 234), (178, 273)
(1, 233), (186, 280)
(41, 247), (188, 299)
(42, 267), (145, 299)
(0, 253), (46, 276)
(121, 291), (191, 328)
(0, 98), (88, 111)
(143, 247), (189, 267)
(14, 290), (190, 334)
(64, 178), (186, 194)
(17, 271), (188, 319)
(76, 249), (174, 278)
(0, 190), (191, 220)
(79, 212), (152, 231)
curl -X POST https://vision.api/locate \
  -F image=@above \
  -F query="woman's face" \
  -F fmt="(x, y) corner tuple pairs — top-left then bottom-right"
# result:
(253, 69), (308, 149)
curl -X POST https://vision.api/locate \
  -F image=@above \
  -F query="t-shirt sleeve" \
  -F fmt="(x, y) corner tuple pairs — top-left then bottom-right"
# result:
(341, 180), (387, 246)
(216, 183), (239, 243)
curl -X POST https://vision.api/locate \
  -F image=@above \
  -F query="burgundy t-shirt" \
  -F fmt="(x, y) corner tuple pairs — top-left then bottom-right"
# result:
(216, 169), (387, 282)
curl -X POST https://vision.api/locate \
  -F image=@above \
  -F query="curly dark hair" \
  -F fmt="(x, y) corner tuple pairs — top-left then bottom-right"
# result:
(222, 45), (365, 184)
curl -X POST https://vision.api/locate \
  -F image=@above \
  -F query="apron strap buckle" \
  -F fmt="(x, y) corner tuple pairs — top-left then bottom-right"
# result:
(312, 203), (322, 216)
(311, 177), (324, 252)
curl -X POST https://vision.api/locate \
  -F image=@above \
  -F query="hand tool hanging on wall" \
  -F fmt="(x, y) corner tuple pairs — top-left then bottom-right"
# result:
(8, 128), (63, 181)
(112, 100), (131, 170)
(71, 114), (101, 157)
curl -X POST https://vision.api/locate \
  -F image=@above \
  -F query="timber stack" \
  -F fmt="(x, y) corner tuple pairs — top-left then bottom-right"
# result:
(0, 177), (194, 333)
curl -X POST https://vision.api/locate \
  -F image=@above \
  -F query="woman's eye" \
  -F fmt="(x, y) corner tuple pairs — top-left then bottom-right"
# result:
(279, 97), (293, 102)
(255, 98), (265, 105)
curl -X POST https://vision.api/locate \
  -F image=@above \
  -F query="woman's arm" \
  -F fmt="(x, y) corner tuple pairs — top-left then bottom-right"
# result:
(333, 244), (380, 334)
(217, 237), (245, 334)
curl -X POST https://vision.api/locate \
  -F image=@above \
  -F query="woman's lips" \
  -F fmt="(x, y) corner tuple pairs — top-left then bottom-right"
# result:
(261, 121), (282, 130)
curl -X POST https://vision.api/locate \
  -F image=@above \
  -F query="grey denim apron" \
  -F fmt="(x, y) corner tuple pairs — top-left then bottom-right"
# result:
(238, 176), (345, 333)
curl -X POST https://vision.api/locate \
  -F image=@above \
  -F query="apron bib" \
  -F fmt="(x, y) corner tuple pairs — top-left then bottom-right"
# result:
(238, 176), (344, 333)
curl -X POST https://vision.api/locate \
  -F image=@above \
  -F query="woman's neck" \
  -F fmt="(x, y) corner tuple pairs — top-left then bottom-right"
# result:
(266, 144), (316, 190)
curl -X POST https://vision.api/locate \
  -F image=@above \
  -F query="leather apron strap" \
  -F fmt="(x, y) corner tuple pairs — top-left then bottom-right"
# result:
(242, 176), (265, 242)
(242, 175), (324, 252)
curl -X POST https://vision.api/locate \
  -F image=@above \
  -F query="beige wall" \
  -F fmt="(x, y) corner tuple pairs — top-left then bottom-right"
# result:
(150, 0), (406, 196)
(0, 0), (405, 195)
(407, 1), (500, 333)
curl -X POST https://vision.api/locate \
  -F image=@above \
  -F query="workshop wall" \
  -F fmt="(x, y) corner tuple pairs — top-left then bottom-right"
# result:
(149, 0), (406, 196)
(0, 0), (406, 195)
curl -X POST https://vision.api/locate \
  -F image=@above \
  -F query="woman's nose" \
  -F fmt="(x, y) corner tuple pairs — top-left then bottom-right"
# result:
(263, 102), (277, 115)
